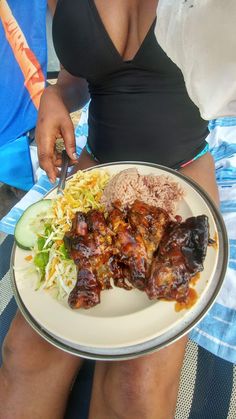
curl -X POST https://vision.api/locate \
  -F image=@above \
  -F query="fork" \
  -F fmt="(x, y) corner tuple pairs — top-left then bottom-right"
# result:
(57, 149), (70, 195)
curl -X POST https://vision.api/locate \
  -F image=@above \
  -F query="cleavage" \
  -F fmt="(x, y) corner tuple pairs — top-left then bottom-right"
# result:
(92, 0), (158, 61)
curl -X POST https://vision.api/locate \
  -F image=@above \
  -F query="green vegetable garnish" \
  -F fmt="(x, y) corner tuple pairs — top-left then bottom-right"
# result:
(37, 236), (47, 251)
(34, 252), (49, 270)
(59, 243), (69, 260)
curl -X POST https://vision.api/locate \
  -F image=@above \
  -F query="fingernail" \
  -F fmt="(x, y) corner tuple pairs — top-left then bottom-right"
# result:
(49, 177), (55, 184)
(73, 152), (79, 160)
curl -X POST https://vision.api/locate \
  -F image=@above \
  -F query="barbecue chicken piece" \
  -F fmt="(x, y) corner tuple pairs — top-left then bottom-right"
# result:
(108, 206), (148, 290)
(107, 200), (170, 290)
(146, 215), (210, 302)
(68, 267), (101, 310)
(64, 210), (113, 309)
(109, 255), (133, 290)
(127, 200), (170, 265)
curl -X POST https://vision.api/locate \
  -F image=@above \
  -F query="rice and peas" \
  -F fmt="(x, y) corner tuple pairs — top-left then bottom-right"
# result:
(32, 168), (184, 300)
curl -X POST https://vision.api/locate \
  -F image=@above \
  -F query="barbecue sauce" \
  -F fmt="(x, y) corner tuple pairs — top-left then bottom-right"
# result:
(175, 287), (198, 312)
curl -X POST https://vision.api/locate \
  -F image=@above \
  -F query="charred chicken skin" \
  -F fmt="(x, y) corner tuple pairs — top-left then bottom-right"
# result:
(146, 215), (210, 302)
(64, 201), (210, 309)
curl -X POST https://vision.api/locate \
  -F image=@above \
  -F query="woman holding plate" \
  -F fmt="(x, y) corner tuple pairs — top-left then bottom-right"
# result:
(1, 0), (234, 418)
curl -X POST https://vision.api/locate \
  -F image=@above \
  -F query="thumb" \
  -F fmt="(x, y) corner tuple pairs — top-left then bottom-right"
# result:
(61, 119), (78, 161)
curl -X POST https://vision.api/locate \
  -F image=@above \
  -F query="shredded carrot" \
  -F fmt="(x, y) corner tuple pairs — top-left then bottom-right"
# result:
(56, 240), (63, 246)
(48, 258), (58, 280)
(25, 255), (33, 262)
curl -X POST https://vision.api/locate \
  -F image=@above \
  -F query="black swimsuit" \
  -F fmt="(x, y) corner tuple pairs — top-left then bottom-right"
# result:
(53, 0), (209, 168)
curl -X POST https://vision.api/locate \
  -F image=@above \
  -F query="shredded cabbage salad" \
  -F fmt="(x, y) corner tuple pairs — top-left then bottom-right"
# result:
(32, 170), (110, 300)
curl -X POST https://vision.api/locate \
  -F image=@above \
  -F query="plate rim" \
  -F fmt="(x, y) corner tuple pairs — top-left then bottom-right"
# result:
(11, 161), (229, 360)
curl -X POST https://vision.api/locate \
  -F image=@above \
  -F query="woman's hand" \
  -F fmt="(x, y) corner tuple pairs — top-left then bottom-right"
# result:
(35, 84), (78, 183)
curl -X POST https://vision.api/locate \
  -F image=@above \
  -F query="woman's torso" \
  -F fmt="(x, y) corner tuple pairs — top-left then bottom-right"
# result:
(53, 0), (208, 168)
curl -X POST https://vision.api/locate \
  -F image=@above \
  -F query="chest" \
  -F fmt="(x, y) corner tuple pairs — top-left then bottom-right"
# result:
(92, 0), (158, 61)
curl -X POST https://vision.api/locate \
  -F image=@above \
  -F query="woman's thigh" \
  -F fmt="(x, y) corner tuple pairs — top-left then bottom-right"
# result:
(179, 152), (219, 206)
(89, 336), (188, 419)
(0, 311), (83, 419)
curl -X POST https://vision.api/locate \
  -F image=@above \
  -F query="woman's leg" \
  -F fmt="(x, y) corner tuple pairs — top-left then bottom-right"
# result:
(0, 312), (83, 419)
(89, 337), (188, 419)
(89, 152), (219, 419)
(180, 151), (220, 206)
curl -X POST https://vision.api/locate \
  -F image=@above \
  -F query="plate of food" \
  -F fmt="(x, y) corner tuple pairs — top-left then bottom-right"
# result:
(11, 162), (228, 360)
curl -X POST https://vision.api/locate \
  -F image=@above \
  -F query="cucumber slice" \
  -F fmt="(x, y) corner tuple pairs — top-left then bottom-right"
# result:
(14, 199), (52, 250)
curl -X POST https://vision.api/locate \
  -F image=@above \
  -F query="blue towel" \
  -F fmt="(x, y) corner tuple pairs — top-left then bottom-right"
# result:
(0, 107), (236, 364)
(0, 135), (34, 191)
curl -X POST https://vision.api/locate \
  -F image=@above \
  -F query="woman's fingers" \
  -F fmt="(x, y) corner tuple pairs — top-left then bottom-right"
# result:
(61, 119), (78, 162)
(37, 133), (58, 183)
(37, 146), (56, 183)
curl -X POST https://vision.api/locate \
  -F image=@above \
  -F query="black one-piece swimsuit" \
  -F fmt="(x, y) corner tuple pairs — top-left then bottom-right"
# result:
(53, 0), (209, 168)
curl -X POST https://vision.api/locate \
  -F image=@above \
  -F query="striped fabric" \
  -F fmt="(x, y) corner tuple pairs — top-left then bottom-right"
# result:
(0, 234), (17, 365)
(0, 106), (236, 364)
(176, 341), (236, 419)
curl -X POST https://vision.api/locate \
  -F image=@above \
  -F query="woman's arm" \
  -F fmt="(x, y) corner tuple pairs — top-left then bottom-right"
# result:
(35, 69), (90, 182)
(47, 0), (57, 16)
(55, 68), (90, 112)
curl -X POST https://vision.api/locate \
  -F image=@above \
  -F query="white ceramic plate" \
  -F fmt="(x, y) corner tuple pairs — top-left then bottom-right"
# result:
(11, 162), (228, 360)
